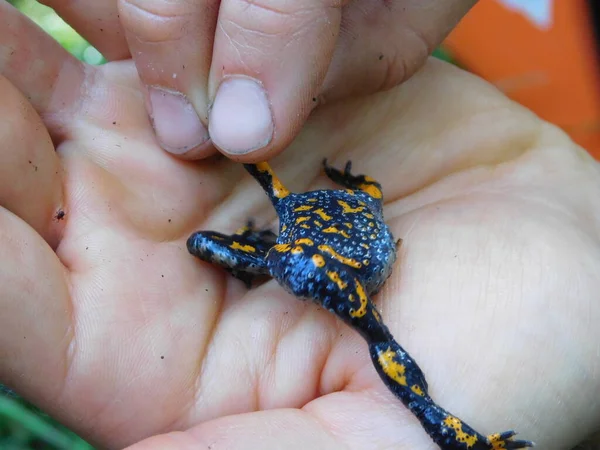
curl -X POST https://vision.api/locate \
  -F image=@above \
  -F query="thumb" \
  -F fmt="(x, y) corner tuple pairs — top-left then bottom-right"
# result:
(118, 0), (218, 159)
(206, 0), (346, 162)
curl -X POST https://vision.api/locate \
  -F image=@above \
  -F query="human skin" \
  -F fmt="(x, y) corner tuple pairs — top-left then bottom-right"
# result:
(35, 0), (477, 160)
(1, 4), (600, 450)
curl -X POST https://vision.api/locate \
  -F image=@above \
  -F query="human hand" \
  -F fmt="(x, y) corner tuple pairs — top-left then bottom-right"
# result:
(35, 0), (476, 161)
(1, 4), (599, 449)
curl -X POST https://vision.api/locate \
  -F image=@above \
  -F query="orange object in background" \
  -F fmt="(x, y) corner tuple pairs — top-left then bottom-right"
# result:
(443, 0), (600, 159)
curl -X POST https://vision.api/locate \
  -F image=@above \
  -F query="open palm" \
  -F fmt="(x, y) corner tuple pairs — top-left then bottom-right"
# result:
(1, 10), (600, 450)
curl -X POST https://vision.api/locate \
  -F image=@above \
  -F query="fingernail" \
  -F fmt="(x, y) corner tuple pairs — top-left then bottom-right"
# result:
(209, 76), (274, 155)
(149, 87), (209, 154)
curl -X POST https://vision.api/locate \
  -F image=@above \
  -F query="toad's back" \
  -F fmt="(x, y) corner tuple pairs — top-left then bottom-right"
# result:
(272, 189), (397, 295)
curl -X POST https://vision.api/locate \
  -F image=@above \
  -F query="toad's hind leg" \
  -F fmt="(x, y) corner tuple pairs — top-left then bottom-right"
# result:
(268, 249), (533, 450)
(187, 221), (275, 287)
(349, 298), (533, 449)
(354, 305), (533, 447)
(370, 339), (534, 449)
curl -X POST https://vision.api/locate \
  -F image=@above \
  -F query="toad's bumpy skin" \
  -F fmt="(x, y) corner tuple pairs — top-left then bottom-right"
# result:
(187, 160), (534, 450)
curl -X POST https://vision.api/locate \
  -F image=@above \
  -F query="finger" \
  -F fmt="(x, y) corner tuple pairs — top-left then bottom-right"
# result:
(117, 0), (219, 158)
(0, 2), (87, 134)
(38, 0), (129, 61)
(0, 207), (72, 416)
(123, 404), (432, 450)
(321, 0), (478, 101)
(0, 75), (64, 247)
(123, 410), (342, 450)
(207, 0), (345, 161)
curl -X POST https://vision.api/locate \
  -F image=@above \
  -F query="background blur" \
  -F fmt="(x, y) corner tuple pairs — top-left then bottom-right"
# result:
(1, 0), (599, 449)
(443, 0), (600, 161)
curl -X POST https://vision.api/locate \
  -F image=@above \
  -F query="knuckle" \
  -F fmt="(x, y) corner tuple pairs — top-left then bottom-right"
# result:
(376, 36), (429, 92)
(118, 0), (208, 42)
(221, 0), (330, 39)
(377, 50), (410, 92)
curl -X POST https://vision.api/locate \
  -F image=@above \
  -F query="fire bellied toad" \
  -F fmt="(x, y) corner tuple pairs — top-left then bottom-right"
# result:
(187, 160), (534, 450)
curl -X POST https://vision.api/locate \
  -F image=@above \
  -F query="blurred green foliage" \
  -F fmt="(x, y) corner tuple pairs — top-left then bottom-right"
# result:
(7, 0), (105, 64)
(0, 388), (94, 450)
(1, 385), (94, 449)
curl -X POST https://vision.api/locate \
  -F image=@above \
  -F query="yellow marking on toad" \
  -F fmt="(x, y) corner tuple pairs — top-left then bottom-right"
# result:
(372, 307), (381, 323)
(234, 225), (251, 235)
(349, 279), (368, 318)
(273, 243), (291, 252)
(230, 241), (255, 252)
(323, 226), (351, 239)
(442, 416), (478, 448)
(256, 162), (290, 199)
(337, 200), (365, 214)
(295, 238), (314, 246)
(312, 254), (325, 267)
(327, 271), (347, 290)
(314, 208), (332, 221)
(317, 245), (362, 269)
(294, 205), (313, 212)
(377, 347), (407, 386)
(359, 183), (382, 199)
(411, 384), (424, 396)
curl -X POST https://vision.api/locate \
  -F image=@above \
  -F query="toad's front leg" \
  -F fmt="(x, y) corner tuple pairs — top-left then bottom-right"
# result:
(187, 221), (275, 287)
